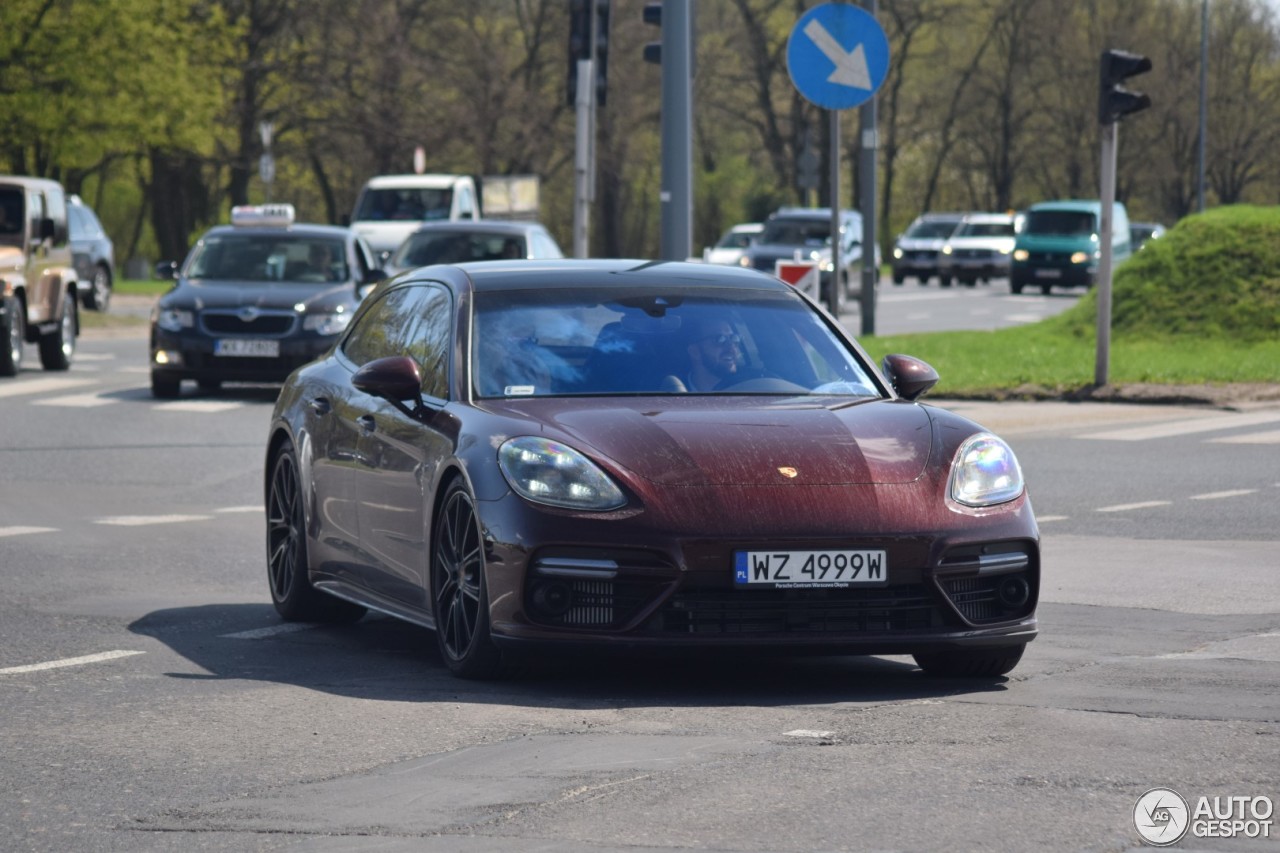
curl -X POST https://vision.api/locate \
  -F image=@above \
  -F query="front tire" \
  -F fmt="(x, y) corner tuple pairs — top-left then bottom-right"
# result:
(432, 479), (504, 678)
(151, 373), (181, 398)
(914, 644), (1025, 678)
(0, 296), (24, 377)
(86, 265), (112, 312)
(38, 291), (76, 371)
(266, 443), (366, 623)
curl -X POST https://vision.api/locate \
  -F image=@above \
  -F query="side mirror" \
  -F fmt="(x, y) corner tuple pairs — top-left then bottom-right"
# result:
(352, 356), (422, 402)
(340, 213), (351, 227)
(881, 353), (939, 401)
(39, 217), (56, 242)
(363, 268), (387, 285)
(154, 260), (179, 280)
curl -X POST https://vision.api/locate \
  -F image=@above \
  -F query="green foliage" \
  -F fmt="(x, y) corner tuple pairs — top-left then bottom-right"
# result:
(1045, 205), (1280, 343)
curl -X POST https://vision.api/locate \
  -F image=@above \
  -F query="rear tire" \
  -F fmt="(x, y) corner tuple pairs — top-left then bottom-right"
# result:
(267, 443), (366, 623)
(0, 296), (24, 377)
(914, 644), (1025, 678)
(38, 291), (76, 371)
(432, 479), (505, 679)
(86, 265), (112, 312)
(939, 275), (953, 287)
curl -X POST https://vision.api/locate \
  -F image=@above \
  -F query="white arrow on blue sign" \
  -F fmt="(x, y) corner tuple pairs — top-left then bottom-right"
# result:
(787, 3), (890, 111)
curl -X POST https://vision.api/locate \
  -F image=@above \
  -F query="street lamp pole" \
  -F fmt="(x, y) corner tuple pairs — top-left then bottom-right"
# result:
(1198, 0), (1208, 212)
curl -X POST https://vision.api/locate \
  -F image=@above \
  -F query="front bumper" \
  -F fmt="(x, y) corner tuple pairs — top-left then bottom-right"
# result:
(151, 327), (336, 384)
(1010, 262), (1095, 288)
(940, 254), (1012, 279)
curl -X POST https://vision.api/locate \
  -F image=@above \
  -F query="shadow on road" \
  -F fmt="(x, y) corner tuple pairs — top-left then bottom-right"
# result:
(129, 602), (1015, 709)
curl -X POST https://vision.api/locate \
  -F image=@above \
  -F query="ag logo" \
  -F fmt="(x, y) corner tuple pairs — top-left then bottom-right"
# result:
(1134, 788), (1190, 846)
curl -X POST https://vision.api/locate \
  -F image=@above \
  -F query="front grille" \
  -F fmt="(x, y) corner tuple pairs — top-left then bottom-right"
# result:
(940, 577), (1004, 622)
(955, 249), (992, 260)
(525, 549), (676, 630)
(937, 543), (1036, 624)
(201, 310), (296, 336)
(655, 585), (942, 635)
(1025, 251), (1065, 264)
(906, 250), (938, 262)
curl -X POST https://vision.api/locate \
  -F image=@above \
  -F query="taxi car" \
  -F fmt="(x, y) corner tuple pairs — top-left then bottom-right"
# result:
(150, 205), (385, 397)
(265, 259), (1039, 680)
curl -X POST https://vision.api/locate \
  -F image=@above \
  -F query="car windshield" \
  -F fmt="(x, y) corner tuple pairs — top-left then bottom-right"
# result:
(0, 187), (23, 243)
(1024, 210), (1096, 236)
(392, 231), (524, 267)
(905, 220), (958, 239)
(759, 219), (830, 247)
(956, 221), (1015, 238)
(716, 230), (757, 249)
(354, 187), (453, 222)
(186, 234), (349, 283)
(472, 287), (880, 399)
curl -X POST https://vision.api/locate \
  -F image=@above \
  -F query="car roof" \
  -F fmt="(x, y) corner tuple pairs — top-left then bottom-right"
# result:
(912, 211), (966, 221)
(201, 222), (354, 239)
(415, 259), (794, 293)
(959, 212), (1016, 223)
(727, 222), (764, 232)
(1027, 199), (1104, 213)
(406, 220), (543, 236)
(772, 207), (861, 220)
(364, 174), (469, 189)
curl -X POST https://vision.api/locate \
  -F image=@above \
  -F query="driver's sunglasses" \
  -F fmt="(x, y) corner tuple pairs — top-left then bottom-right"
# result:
(702, 332), (742, 346)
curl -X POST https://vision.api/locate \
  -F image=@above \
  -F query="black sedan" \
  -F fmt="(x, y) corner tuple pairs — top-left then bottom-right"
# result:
(265, 260), (1039, 680)
(150, 205), (385, 397)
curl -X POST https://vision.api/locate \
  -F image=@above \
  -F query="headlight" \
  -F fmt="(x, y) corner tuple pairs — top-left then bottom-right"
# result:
(303, 312), (353, 335)
(737, 256), (751, 267)
(998, 247), (1012, 255)
(941, 245), (952, 255)
(892, 247), (903, 259)
(498, 436), (626, 511)
(1070, 251), (1095, 264)
(154, 308), (194, 332)
(949, 434), (1024, 507)
(1013, 249), (1029, 262)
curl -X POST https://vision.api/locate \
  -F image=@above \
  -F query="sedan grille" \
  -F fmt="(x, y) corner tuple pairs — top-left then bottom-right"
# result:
(655, 585), (942, 635)
(201, 309), (297, 336)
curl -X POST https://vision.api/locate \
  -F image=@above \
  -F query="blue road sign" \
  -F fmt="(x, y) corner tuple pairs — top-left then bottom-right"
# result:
(787, 4), (890, 111)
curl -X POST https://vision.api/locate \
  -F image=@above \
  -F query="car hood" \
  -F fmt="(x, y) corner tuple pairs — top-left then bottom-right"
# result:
(947, 236), (1014, 251)
(351, 221), (419, 254)
(166, 279), (356, 312)
(896, 237), (947, 251)
(483, 397), (935, 486)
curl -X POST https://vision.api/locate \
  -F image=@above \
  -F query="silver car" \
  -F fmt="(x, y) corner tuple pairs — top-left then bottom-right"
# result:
(938, 212), (1019, 287)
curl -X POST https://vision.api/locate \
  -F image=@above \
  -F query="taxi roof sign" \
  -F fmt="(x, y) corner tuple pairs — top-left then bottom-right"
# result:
(231, 204), (296, 228)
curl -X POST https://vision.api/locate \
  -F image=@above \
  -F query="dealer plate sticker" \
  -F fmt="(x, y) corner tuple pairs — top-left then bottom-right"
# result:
(215, 338), (279, 357)
(734, 550), (888, 588)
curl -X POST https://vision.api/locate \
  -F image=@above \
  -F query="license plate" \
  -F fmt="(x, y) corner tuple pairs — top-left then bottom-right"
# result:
(1033, 267), (1062, 279)
(734, 550), (888, 588)
(215, 338), (279, 357)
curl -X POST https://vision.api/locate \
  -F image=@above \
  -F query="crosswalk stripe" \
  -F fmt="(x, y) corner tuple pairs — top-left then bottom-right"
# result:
(152, 400), (244, 413)
(1097, 500), (1172, 512)
(0, 526), (59, 538)
(0, 650), (145, 676)
(1189, 489), (1258, 501)
(1078, 411), (1280, 441)
(1209, 429), (1280, 445)
(95, 514), (213, 526)
(0, 378), (95, 399)
(32, 393), (117, 408)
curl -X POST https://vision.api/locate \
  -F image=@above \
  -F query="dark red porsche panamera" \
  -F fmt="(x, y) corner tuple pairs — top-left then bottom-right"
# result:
(264, 260), (1039, 679)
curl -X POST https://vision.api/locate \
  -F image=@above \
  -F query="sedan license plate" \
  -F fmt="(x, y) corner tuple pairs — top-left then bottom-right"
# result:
(1033, 267), (1062, 279)
(734, 550), (887, 588)
(215, 338), (280, 358)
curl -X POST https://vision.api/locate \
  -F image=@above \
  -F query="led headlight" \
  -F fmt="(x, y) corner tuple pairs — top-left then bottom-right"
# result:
(498, 436), (626, 511)
(892, 247), (903, 259)
(1013, 249), (1029, 262)
(941, 245), (953, 255)
(1070, 251), (1091, 264)
(155, 308), (194, 331)
(737, 256), (751, 267)
(949, 433), (1024, 507)
(303, 312), (353, 335)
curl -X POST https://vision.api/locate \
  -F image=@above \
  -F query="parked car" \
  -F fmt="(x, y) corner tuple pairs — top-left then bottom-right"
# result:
(1010, 200), (1131, 294)
(264, 259), (1040, 680)
(937, 212), (1019, 286)
(383, 220), (563, 276)
(348, 174), (480, 261)
(740, 208), (874, 300)
(891, 213), (966, 285)
(0, 175), (79, 377)
(149, 204), (385, 398)
(702, 222), (763, 266)
(67, 194), (115, 312)
(1130, 221), (1166, 251)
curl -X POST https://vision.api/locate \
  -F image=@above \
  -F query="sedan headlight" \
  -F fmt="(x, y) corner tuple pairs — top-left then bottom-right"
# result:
(154, 308), (194, 332)
(949, 434), (1024, 507)
(737, 256), (751, 267)
(1013, 249), (1029, 262)
(892, 247), (903, 259)
(941, 245), (953, 255)
(498, 436), (626, 511)
(302, 312), (353, 335)
(1070, 251), (1092, 264)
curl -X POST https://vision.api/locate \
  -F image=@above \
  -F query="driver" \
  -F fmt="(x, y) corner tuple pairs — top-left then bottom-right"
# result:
(683, 318), (743, 391)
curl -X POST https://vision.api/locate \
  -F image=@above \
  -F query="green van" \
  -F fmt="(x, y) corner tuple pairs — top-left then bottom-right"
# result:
(1010, 199), (1130, 294)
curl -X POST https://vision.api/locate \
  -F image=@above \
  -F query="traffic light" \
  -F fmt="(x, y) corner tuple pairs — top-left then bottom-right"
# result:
(567, 0), (610, 107)
(643, 3), (661, 64)
(1098, 49), (1152, 125)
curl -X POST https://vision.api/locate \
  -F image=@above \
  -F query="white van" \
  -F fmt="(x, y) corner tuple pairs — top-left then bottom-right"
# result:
(349, 174), (479, 259)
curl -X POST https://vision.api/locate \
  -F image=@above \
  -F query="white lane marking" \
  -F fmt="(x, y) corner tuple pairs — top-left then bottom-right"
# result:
(906, 312), (930, 321)
(1035, 515), (1069, 523)
(215, 505), (263, 514)
(32, 393), (117, 408)
(1209, 429), (1280, 445)
(1159, 632), (1280, 661)
(1097, 500), (1172, 513)
(119, 367), (149, 374)
(0, 378), (94, 399)
(1189, 489), (1258, 501)
(784, 730), (835, 739)
(1006, 313), (1045, 323)
(1079, 411), (1280, 441)
(73, 353), (115, 362)
(95, 514), (213, 526)
(220, 623), (318, 640)
(0, 650), (144, 676)
(153, 401), (243, 413)
(0, 526), (59, 538)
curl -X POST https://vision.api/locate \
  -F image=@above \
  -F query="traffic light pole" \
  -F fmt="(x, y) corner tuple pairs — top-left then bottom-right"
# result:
(1095, 121), (1117, 387)
(573, 58), (596, 258)
(658, 0), (692, 261)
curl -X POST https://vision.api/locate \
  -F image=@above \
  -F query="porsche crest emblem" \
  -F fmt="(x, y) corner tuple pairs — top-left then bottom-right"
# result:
(777, 467), (798, 479)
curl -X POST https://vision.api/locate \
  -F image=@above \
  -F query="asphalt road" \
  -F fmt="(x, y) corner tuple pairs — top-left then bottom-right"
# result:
(1, 315), (1276, 852)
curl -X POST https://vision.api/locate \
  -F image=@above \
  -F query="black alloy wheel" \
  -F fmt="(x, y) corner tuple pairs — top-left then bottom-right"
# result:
(432, 480), (503, 678)
(266, 443), (364, 623)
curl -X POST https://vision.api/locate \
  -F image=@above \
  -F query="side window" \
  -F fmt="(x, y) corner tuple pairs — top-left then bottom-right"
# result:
(341, 286), (416, 367)
(456, 185), (475, 219)
(27, 191), (45, 242)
